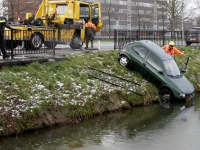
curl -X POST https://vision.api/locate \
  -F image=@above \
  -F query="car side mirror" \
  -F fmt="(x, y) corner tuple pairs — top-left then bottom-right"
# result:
(180, 55), (189, 73)
(180, 64), (187, 73)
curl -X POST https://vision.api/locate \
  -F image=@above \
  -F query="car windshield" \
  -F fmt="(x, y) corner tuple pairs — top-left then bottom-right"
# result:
(163, 60), (180, 76)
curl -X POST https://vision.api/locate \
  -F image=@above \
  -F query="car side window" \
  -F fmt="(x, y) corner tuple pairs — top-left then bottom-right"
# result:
(132, 46), (148, 58)
(146, 53), (162, 71)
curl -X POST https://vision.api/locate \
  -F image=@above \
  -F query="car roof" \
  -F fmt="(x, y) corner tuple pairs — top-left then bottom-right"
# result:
(193, 27), (200, 29)
(189, 29), (200, 32)
(127, 40), (172, 61)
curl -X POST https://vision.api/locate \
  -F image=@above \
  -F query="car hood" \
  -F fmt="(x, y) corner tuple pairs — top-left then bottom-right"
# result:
(166, 75), (194, 94)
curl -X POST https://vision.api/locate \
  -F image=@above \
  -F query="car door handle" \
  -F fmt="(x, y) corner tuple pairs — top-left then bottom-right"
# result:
(143, 63), (146, 66)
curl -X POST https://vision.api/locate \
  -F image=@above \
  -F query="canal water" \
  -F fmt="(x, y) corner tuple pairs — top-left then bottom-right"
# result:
(1, 95), (200, 150)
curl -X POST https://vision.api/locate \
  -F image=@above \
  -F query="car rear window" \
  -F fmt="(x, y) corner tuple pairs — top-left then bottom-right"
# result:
(189, 30), (200, 35)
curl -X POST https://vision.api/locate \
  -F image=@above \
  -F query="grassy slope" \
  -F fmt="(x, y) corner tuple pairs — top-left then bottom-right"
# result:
(0, 47), (199, 137)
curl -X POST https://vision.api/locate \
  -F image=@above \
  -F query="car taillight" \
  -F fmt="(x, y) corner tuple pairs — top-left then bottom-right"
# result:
(122, 45), (126, 51)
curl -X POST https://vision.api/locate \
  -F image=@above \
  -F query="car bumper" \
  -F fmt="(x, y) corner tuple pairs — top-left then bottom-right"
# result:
(174, 92), (195, 103)
(186, 40), (199, 43)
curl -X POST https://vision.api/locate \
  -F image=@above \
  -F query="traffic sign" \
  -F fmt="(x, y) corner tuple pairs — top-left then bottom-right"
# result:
(116, 21), (119, 26)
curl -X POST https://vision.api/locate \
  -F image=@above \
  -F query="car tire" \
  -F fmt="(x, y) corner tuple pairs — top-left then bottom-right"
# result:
(119, 55), (130, 67)
(159, 88), (172, 108)
(186, 42), (191, 46)
(69, 33), (83, 49)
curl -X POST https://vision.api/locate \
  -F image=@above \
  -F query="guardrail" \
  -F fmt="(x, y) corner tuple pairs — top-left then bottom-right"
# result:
(3, 29), (56, 59)
(113, 30), (187, 50)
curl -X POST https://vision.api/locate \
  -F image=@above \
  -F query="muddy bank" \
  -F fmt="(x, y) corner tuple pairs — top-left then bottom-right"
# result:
(0, 90), (157, 137)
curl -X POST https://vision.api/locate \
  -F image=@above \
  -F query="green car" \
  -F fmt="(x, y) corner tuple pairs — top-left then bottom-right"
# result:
(119, 40), (194, 107)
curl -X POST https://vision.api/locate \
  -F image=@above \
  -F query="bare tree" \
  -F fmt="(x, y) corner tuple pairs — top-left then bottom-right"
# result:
(163, 0), (188, 31)
(101, 0), (118, 39)
(3, 0), (41, 22)
(192, 0), (200, 26)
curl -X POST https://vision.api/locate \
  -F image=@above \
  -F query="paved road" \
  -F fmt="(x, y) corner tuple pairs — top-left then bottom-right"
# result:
(55, 41), (115, 55)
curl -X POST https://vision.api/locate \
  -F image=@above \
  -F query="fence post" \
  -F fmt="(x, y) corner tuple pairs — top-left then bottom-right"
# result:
(114, 30), (117, 50)
(136, 30), (139, 41)
(11, 29), (13, 59)
(53, 29), (55, 56)
(162, 30), (165, 46)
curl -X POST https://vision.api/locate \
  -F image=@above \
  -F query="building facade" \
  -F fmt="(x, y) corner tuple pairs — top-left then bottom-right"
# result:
(3, 0), (193, 32)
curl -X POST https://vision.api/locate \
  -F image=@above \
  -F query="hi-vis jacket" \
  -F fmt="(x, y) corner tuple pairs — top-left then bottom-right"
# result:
(162, 45), (185, 57)
(85, 21), (96, 31)
(85, 21), (96, 40)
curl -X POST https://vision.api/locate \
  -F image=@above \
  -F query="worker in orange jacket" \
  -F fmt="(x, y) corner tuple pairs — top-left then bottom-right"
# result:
(162, 41), (185, 57)
(85, 19), (96, 49)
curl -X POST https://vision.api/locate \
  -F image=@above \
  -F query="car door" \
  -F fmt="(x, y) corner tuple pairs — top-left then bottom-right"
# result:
(90, 2), (103, 32)
(143, 53), (165, 87)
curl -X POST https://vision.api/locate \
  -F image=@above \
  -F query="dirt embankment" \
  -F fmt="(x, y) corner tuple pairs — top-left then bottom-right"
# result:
(0, 90), (157, 138)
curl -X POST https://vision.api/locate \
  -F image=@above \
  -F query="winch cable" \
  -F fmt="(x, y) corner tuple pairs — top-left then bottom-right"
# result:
(88, 66), (143, 96)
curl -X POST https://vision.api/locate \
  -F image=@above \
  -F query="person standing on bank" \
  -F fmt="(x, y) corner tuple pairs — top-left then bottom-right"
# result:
(85, 19), (96, 49)
(162, 41), (186, 57)
(0, 17), (15, 59)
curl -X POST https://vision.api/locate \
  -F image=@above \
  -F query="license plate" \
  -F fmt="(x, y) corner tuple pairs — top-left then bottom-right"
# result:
(186, 97), (192, 103)
(191, 38), (196, 40)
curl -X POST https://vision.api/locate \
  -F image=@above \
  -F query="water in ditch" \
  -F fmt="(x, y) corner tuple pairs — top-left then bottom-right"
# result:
(1, 95), (200, 150)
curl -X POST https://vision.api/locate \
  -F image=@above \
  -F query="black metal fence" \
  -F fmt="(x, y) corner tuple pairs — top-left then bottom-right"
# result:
(114, 30), (187, 51)
(3, 29), (56, 59)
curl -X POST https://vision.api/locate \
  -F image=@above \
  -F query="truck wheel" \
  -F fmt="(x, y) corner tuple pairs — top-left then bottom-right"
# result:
(28, 17), (35, 25)
(30, 33), (43, 50)
(36, 18), (43, 26)
(69, 33), (83, 49)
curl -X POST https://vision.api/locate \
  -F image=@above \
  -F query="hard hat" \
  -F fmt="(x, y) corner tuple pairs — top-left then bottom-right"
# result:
(169, 41), (175, 46)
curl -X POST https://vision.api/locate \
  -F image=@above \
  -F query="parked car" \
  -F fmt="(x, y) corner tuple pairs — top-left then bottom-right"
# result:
(163, 32), (181, 39)
(118, 40), (194, 107)
(185, 28), (200, 45)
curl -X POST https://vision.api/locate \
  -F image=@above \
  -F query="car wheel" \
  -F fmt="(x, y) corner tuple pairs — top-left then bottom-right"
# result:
(159, 88), (172, 108)
(119, 55), (130, 67)
(186, 42), (191, 46)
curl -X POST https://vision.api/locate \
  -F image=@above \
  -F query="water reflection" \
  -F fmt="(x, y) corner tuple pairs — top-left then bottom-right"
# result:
(0, 95), (200, 150)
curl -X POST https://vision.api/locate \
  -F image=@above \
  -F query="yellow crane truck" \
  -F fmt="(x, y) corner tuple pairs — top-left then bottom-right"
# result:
(5, 0), (103, 50)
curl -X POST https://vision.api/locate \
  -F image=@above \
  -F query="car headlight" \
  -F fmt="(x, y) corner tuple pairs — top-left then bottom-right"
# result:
(179, 93), (186, 98)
